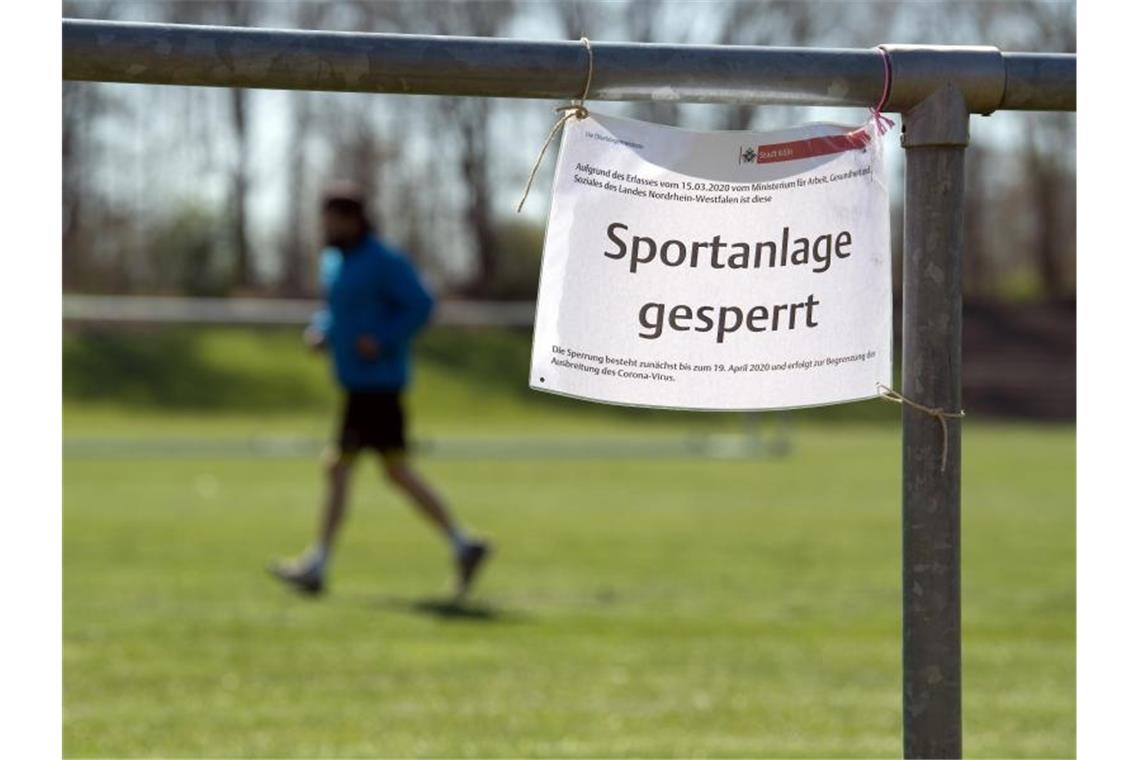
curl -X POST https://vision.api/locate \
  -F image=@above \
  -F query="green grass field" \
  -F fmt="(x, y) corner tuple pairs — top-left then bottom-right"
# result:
(63, 328), (1075, 758)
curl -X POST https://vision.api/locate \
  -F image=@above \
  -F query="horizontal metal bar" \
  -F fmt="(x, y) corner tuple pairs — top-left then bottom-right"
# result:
(1001, 52), (1077, 111)
(62, 295), (536, 328)
(63, 433), (786, 462)
(63, 19), (1075, 112)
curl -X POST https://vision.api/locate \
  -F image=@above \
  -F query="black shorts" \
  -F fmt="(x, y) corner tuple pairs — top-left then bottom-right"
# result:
(337, 390), (407, 454)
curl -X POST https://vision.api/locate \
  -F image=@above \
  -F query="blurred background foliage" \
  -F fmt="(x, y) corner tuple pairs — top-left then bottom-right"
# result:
(62, 1), (1076, 420)
(63, 0), (1075, 303)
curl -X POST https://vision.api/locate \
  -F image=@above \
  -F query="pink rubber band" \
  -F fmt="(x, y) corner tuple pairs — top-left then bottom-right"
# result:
(869, 46), (895, 136)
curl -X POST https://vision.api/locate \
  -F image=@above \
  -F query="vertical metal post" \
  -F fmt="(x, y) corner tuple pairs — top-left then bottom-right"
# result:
(900, 83), (969, 758)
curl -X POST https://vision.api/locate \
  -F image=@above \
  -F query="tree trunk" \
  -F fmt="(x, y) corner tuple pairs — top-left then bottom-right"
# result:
(229, 87), (252, 290)
(281, 91), (313, 296)
(1024, 121), (1064, 301)
(458, 102), (498, 297)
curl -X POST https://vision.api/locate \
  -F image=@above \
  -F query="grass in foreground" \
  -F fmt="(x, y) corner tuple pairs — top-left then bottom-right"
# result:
(64, 419), (1073, 758)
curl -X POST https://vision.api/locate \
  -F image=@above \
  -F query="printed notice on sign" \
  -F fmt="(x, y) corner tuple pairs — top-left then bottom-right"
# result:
(529, 112), (892, 411)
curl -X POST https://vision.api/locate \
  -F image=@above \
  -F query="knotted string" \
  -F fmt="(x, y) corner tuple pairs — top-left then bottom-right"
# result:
(877, 383), (965, 473)
(517, 36), (594, 213)
(869, 46), (895, 135)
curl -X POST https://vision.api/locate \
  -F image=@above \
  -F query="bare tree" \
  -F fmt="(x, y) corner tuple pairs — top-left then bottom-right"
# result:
(621, 0), (683, 126)
(160, 0), (258, 291)
(1023, 113), (1075, 300)
(968, 0), (1076, 300)
(274, 2), (331, 295)
(455, 98), (498, 295)
(61, 0), (1075, 306)
(63, 82), (97, 290)
(553, 0), (600, 39)
(218, 1), (255, 290)
(962, 142), (993, 298)
(62, 0), (123, 291)
(1019, 2), (1076, 300)
(384, 0), (517, 296)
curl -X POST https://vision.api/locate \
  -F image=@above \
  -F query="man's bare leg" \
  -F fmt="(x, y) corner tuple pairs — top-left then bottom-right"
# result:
(380, 452), (491, 595)
(311, 448), (357, 571)
(271, 448), (356, 593)
(380, 452), (464, 541)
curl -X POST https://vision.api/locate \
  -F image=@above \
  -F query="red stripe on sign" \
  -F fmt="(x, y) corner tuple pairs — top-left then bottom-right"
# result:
(754, 127), (872, 164)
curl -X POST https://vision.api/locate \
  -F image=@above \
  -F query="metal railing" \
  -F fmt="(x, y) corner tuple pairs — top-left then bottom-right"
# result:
(62, 20), (1074, 112)
(62, 294), (536, 328)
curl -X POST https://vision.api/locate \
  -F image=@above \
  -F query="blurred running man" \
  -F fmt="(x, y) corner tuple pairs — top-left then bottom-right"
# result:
(272, 182), (490, 597)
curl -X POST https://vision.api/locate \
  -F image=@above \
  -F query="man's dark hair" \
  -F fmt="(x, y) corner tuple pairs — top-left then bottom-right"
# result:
(322, 182), (374, 231)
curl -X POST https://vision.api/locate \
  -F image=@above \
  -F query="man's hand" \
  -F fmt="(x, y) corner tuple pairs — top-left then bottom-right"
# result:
(303, 326), (327, 352)
(355, 334), (380, 360)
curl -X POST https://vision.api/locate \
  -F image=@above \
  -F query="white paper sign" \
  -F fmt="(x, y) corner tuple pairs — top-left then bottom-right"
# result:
(529, 112), (892, 411)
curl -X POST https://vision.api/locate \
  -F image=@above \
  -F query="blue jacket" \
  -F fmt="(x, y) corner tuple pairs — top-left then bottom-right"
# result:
(309, 234), (434, 391)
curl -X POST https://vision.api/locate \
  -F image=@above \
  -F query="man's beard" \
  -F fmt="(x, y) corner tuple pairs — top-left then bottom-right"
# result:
(326, 223), (372, 249)
(325, 232), (359, 249)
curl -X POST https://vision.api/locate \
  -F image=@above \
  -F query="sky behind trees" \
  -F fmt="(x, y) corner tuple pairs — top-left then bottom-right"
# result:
(62, 0), (1075, 301)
